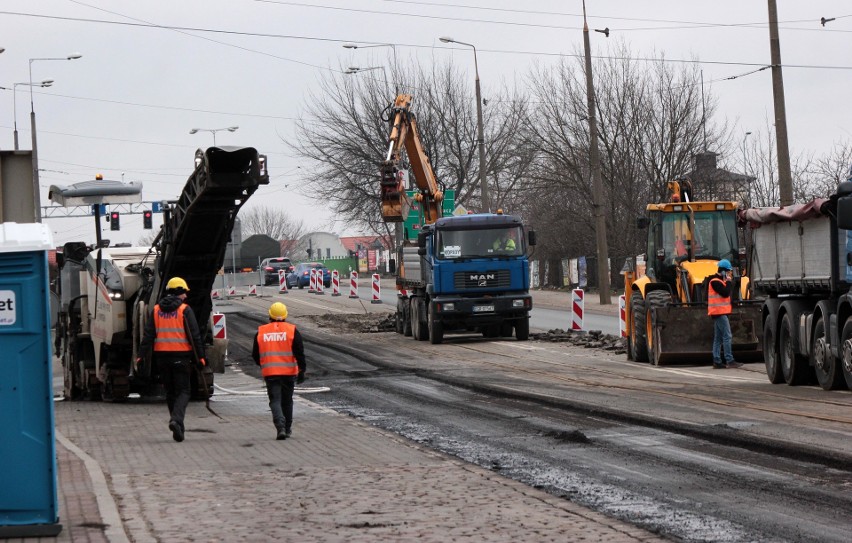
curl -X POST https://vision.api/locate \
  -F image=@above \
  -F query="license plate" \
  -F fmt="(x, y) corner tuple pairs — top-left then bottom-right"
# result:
(473, 304), (495, 313)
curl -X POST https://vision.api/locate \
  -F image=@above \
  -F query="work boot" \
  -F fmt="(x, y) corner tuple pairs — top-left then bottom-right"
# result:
(726, 361), (743, 369)
(285, 429), (292, 438)
(276, 429), (288, 440)
(169, 420), (184, 442)
(712, 363), (726, 370)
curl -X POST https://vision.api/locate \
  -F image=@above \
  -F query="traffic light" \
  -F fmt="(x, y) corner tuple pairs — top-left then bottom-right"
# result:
(143, 210), (153, 229)
(110, 211), (120, 231)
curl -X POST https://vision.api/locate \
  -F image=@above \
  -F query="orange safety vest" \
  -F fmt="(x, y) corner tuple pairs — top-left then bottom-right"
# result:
(707, 277), (732, 316)
(257, 321), (299, 377)
(153, 304), (192, 352)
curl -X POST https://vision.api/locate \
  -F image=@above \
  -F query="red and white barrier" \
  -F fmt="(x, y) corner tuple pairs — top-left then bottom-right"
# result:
(227, 285), (236, 297)
(249, 284), (258, 296)
(211, 289), (219, 299)
(619, 294), (627, 337)
(349, 271), (359, 298)
(315, 270), (325, 295)
(308, 269), (317, 293)
(212, 313), (227, 340)
(371, 273), (381, 304)
(572, 288), (584, 331)
(331, 270), (341, 296)
(278, 269), (288, 294)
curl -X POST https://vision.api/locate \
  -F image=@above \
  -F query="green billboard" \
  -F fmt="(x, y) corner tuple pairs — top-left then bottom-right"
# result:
(402, 189), (455, 240)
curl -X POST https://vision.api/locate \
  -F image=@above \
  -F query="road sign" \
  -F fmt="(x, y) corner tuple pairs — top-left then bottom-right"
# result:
(402, 189), (454, 240)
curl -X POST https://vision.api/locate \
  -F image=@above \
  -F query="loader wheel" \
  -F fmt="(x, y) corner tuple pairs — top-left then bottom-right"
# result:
(780, 313), (812, 385)
(813, 316), (845, 390)
(840, 318), (852, 390)
(629, 292), (648, 362)
(763, 315), (783, 384)
(644, 290), (670, 364)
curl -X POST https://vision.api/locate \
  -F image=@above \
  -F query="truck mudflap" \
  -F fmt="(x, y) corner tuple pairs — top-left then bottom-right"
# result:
(649, 302), (763, 365)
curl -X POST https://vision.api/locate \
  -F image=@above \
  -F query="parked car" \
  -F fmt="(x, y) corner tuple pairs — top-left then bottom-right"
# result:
(260, 257), (293, 286)
(289, 262), (331, 289)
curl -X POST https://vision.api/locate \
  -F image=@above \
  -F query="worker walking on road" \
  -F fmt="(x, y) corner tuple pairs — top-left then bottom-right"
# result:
(137, 277), (206, 442)
(253, 302), (306, 440)
(708, 260), (742, 370)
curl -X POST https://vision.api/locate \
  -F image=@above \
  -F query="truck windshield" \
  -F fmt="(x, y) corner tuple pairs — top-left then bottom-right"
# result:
(436, 226), (524, 259)
(661, 210), (737, 261)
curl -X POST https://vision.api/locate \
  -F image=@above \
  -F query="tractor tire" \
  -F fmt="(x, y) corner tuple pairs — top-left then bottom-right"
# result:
(629, 292), (648, 362)
(644, 290), (670, 363)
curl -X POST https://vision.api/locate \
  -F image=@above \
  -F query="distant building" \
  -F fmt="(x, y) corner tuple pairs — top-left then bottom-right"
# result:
(685, 152), (755, 205)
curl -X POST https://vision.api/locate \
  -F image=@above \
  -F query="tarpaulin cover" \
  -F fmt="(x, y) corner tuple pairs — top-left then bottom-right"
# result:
(738, 198), (830, 228)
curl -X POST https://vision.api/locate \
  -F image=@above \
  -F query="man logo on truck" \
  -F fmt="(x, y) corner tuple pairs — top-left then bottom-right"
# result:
(470, 273), (495, 287)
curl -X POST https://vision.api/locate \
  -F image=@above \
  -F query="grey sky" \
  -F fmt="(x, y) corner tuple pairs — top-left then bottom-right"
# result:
(2, 0), (850, 247)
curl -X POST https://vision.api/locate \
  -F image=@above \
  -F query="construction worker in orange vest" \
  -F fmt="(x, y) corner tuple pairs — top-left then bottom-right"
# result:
(137, 277), (206, 442)
(708, 260), (742, 370)
(252, 302), (306, 440)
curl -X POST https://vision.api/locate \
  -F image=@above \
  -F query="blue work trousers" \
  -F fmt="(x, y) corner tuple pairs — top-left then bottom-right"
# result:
(712, 315), (734, 364)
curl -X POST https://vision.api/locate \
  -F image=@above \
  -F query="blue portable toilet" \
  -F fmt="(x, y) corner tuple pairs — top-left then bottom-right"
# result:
(0, 222), (62, 537)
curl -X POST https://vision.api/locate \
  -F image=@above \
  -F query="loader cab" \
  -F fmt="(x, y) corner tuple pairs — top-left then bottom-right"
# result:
(643, 204), (742, 295)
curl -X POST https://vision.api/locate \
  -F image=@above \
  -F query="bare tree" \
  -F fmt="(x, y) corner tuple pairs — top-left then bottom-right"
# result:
(285, 58), (531, 235)
(239, 205), (306, 242)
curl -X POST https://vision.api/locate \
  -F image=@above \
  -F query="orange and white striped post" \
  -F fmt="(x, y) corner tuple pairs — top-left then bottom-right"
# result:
(249, 284), (258, 296)
(315, 270), (325, 295)
(349, 271), (359, 298)
(278, 269), (288, 294)
(619, 294), (627, 337)
(331, 270), (341, 296)
(371, 273), (381, 304)
(308, 269), (316, 293)
(571, 288), (584, 331)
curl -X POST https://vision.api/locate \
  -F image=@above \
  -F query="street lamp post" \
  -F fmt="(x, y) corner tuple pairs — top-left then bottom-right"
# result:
(29, 53), (82, 222)
(343, 43), (398, 94)
(345, 66), (390, 96)
(742, 132), (752, 172)
(12, 80), (53, 150)
(439, 36), (488, 212)
(189, 126), (239, 146)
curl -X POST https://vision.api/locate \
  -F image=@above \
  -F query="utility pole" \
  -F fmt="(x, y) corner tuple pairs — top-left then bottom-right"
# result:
(767, 0), (794, 206)
(582, 1), (611, 305)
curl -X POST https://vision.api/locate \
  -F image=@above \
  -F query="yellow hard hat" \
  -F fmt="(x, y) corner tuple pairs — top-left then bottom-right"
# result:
(166, 277), (190, 292)
(269, 302), (288, 321)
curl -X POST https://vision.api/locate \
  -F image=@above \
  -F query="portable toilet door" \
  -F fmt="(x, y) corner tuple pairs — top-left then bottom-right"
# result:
(0, 222), (62, 537)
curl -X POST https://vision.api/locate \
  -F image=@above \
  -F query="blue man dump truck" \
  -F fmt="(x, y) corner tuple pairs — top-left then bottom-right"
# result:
(379, 94), (535, 344)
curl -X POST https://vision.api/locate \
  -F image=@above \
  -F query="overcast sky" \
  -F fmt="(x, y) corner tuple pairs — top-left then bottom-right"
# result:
(2, 1), (850, 247)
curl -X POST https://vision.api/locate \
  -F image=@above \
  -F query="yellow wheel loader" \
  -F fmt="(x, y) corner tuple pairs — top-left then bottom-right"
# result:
(623, 180), (763, 365)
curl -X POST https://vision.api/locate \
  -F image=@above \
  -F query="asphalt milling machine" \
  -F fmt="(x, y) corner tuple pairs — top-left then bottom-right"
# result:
(623, 179), (763, 365)
(50, 146), (268, 401)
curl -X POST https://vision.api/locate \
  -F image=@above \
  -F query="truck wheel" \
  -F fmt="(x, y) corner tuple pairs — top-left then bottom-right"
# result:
(780, 313), (811, 385)
(763, 315), (783, 384)
(402, 298), (412, 337)
(840, 318), (852, 390)
(428, 309), (444, 345)
(412, 298), (428, 341)
(644, 290), (670, 363)
(629, 292), (648, 362)
(62, 352), (82, 401)
(813, 316), (845, 390)
(395, 298), (405, 334)
(515, 318), (530, 341)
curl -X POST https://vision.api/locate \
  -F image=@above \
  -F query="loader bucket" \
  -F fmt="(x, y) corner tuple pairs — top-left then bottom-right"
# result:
(649, 302), (763, 365)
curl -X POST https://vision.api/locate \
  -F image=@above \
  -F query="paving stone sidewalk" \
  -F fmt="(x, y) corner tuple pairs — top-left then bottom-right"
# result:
(27, 360), (660, 542)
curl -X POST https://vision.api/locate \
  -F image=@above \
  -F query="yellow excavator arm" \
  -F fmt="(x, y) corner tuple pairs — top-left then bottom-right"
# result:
(380, 94), (443, 224)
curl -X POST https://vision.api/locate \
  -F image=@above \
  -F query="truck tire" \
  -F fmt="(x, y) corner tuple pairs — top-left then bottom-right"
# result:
(515, 318), (530, 341)
(402, 298), (413, 337)
(813, 316), (845, 390)
(840, 318), (852, 390)
(412, 298), (429, 341)
(428, 307), (444, 345)
(763, 315), (783, 384)
(395, 298), (405, 334)
(780, 313), (811, 385)
(630, 292), (648, 362)
(644, 290), (670, 363)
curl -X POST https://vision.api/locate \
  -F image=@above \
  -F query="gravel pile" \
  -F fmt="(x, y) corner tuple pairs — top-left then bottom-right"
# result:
(530, 328), (627, 353)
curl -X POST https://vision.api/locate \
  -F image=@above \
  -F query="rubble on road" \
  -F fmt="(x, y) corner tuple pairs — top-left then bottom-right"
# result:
(531, 328), (626, 353)
(302, 312), (626, 354)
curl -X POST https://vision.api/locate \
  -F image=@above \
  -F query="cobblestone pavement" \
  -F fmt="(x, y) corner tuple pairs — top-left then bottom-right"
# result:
(27, 362), (662, 542)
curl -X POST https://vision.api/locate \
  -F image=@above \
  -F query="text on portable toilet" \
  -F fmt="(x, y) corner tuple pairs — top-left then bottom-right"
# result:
(0, 291), (15, 324)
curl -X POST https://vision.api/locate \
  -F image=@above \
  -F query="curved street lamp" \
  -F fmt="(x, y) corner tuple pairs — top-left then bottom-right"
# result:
(189, 126), (239, 146)
(342, 43), (398, 93)
(12, 79), (53, 150)
(439, 36), (488, 212)
(29, 52), (82, 222)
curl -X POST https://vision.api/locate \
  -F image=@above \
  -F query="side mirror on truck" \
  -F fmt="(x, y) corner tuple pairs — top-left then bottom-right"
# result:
(837, 183), (852, 230)
(637, 217), (650, 229)
(388, 258), (396, 274)
(417, 232), (427, 248)
(528, 229), (536, 247)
